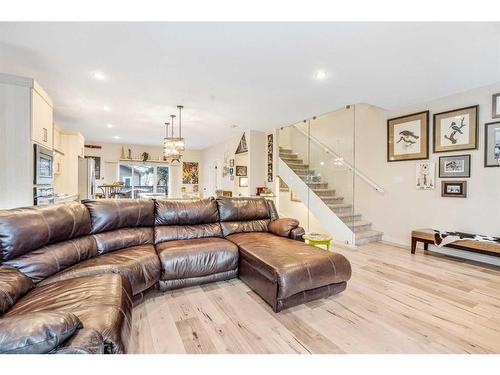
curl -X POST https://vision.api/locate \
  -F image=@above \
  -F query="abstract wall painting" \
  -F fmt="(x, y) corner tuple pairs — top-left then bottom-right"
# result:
(182, 162), (199, 184)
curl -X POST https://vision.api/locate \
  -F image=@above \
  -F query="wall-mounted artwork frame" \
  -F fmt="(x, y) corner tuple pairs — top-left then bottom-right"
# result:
(239, 177), (248, 187)
(235, 166), (247, 176)
(415, 161), (435, 190)
(182, 162), (199, 184)
(484, 121), (500, 167)
(493, 93), (500, 119)
(441, 180), (467, 198)
(439, 154), (471, 178)
(290, 190), (301, 202)
(387, 111), (429, 162)
(433, 105), (478, 153)
(267, 133), (274, 182)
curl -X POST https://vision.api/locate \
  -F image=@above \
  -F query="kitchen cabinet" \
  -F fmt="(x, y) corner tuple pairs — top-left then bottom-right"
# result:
(0, 73), (54, 209)
(31, 86), (53, 149)
(53, 130), (85, 197)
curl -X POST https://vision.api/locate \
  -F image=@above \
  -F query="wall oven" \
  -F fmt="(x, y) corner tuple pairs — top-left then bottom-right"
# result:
(33, 144), (54, 185)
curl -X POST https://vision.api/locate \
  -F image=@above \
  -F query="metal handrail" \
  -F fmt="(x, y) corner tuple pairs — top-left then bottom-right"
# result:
(292, 124), (385, 193)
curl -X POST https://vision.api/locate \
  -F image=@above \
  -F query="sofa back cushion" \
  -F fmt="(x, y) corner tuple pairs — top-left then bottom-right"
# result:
(0, 266), (34, 316)
(83, 199), (155, 234)
(216, 197), (272, 236)
(93, 227), (153, 255)
(3, 236), (97, 284)
(154, 198), (222, 243)
(0, 202), (91, 261)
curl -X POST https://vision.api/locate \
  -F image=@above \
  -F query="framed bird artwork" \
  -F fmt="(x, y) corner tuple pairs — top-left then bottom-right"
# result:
(387, 111), (429, 162)
(433, 105), (478, 153)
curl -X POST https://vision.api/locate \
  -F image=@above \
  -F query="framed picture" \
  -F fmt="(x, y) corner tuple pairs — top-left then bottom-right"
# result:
(439, 154), (471, 178)
(229, 159), (234, 167)
(387, 111), (429, 162)
(415, 162), (435, 190)
(235, 166), (247, 176)
(433, 105), (478, 153)
(441, 180), (467, 198)
(239, 177), (248, 187)
(290, 190), (301, 202)
(493, 93), (500, 119)
(484, 121), (500, 167)
(182, 162), (199, 184)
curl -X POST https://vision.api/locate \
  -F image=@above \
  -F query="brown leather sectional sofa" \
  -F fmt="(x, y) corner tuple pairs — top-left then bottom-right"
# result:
(0, 197), (351, 354)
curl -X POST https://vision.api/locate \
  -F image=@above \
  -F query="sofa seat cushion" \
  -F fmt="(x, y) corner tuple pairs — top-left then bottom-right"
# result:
(156, 238), (238, 281)
(38, 245), (160, 296)
(3, 273), (132, 354)
(226, 232), (352, 300)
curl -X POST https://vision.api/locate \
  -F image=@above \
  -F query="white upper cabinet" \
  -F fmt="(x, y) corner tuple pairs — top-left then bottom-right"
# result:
(31, 84), (54, 149)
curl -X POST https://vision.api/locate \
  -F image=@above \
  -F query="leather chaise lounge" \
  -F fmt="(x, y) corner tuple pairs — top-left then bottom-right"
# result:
(0, 197), (351, 354)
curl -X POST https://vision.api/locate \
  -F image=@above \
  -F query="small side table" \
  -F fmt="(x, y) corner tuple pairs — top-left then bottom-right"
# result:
(303, 233), (333, 251)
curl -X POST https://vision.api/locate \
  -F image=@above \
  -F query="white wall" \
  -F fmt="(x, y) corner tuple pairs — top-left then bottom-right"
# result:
(200, 130), (271, 198)
(199, 134), (240, 197)
(277, 188), (329, 235)
(84, 141), (202, 198)
(353, 83), (500, 246)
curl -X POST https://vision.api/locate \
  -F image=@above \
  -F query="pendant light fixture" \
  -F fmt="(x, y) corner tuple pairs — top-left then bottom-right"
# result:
(163, 109), (184, 165)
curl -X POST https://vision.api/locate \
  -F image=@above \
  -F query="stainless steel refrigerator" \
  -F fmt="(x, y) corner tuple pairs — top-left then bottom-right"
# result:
(78, 157), (96, 200)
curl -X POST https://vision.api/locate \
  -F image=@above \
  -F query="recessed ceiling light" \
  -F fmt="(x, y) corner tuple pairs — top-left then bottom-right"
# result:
(230, 124), (238, 128)
(313, 69), (328, 81)
(107, 124), (114, 128)
(91, 71), (107, 81)
(113, 135), (120, 139)
(103, 105), (111, 111)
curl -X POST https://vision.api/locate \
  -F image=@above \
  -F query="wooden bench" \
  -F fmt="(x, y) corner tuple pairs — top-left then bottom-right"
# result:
(411, 228), (500, 257)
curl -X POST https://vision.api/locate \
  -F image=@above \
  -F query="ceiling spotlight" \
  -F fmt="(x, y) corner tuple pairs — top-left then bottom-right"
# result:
(113, 135), (120, 139)
(91, 71), (107, 81)
(106, 124), (114, 128)
(103, 105), (111, 111)
(314, 69), (328, 81)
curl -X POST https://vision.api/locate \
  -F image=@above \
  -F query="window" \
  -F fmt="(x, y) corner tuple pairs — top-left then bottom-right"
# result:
(118, 162), (169, 198)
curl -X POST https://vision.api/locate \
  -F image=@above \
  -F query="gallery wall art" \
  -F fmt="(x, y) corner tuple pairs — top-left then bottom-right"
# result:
(441, 180), (467, 198)
(439, 154), (471, 178)
(235, 166), (247, 176)
(493, 93), (500, 119)
(235, 133), (248, 154)
(433, 105), (478, 153)
(239, 177), (248, 187)
(415, 162), (435, 190)
(267, 134), (273, 182)
(387, 111), (429, 162)
(182, 162), (199, 184)
(484, 121), (500, 167)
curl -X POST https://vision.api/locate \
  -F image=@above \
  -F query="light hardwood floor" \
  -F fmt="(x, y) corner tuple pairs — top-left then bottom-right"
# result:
(129, 241), (500, 354)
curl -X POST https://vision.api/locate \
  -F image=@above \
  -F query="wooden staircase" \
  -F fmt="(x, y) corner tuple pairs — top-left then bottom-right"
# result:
(280, 147), (383, 246)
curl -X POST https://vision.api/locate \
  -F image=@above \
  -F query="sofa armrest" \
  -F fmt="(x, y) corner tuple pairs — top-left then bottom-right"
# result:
(268, 218), (299, 238)
(290, 226), (305, 242)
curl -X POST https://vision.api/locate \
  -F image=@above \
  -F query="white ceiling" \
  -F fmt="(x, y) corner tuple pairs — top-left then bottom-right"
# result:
(0, 22), (499, 149)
